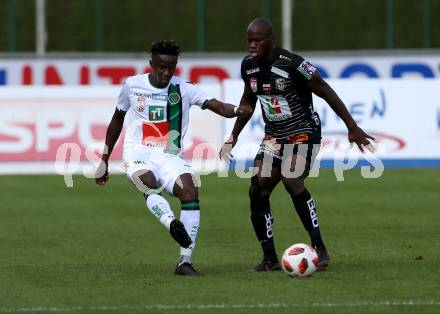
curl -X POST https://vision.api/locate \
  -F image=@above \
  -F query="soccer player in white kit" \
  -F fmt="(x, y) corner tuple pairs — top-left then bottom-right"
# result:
(95, 41), (251, 275)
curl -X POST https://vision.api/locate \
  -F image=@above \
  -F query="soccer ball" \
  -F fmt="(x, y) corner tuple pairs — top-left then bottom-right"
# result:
(281, 243), (319, 277)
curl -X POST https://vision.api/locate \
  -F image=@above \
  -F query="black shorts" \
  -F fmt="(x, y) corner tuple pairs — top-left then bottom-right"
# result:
(255, 132), (321, 170)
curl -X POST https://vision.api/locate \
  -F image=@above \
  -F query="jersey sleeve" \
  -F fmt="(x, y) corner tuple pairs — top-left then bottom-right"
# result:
(116, 81), (130, 111)
(185, 81), (212, 109)
(240, 58), (250, 88)
(292, 56), (317, 82)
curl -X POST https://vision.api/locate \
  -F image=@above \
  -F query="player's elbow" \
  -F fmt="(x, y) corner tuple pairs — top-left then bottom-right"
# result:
(235, 106), (253, 119)
(244, 106), (254, 117)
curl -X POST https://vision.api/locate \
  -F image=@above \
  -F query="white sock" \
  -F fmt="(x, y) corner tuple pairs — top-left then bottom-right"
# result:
(179, 209), (200, 259)
(145, 194), (175, 230)
(178, 255), (192, 266)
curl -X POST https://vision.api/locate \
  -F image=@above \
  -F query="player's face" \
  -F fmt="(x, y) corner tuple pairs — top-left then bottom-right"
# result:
(247, 29), (273, 60)
(149, 54), (178, 88)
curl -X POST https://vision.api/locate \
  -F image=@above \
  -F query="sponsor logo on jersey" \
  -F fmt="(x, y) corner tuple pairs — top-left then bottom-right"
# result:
(152, 93), (168, 101)
(297, 61), (316, 80)
(258, 95), (293, 121)
(246, 67), (260, 75)
(275, 78), (286, 91)
(134, 92), (147, 97)
(149, 106), (165, 121)
(250, 78), (258, 92)
(263, 83), (271, 93)
(168, 92), (181, 105)
(134, 92), (167, 101)
(271, 66), (289, 78)
(142, 121), (169, 148)
(269, 97), (282, 114)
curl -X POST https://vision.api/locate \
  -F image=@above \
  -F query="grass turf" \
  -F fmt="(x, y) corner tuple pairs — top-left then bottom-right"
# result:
(0, 169), (439, 313)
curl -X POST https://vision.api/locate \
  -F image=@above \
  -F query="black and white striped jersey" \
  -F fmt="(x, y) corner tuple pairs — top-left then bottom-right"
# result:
(241, 47), (321, 139)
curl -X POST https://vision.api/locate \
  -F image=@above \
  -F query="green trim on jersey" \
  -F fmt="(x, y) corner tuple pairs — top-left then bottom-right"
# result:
(166, 84), (183, 154)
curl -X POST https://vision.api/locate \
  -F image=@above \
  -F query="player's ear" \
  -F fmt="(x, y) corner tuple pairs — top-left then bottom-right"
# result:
(149, 58), (154, 68)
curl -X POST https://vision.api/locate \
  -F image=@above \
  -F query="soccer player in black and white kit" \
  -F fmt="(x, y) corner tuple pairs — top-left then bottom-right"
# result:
(221, 18), (375, 272)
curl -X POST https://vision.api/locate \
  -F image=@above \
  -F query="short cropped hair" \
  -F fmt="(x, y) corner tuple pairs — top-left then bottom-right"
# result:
(149, 40), (181, 56)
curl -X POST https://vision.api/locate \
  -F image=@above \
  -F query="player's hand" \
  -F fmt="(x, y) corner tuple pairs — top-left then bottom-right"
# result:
(219, 135), (237, 162)
(95, 160), (109, 185)
(348, 125), (376, 153)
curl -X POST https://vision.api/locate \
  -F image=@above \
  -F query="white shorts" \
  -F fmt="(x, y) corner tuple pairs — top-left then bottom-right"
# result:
(123, 144), (194, 195)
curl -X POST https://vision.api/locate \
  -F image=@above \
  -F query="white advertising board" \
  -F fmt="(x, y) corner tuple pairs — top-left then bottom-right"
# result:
(1, 79), (439, 174)
(1, 54), (440, 86)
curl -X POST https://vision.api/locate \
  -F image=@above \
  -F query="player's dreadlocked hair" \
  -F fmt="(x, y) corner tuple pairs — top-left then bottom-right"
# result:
(149, 40), (181, 56)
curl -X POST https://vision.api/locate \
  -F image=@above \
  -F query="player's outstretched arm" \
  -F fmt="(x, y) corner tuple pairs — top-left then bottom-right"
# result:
(219, 85), (257, 161)
(307, 72), (375, 153)
(95, 108), (126, 185)
(204, 99), (253, 118)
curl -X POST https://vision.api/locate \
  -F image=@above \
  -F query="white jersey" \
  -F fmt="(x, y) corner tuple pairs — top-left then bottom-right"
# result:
(117, 74), (211, 156)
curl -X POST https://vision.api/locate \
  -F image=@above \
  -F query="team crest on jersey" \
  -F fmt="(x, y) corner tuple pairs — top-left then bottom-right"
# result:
(137, 96), (146, 112)
(168, 92), (181, 105)
(275, 78), (286, 91)
(250, 78), (258, 93)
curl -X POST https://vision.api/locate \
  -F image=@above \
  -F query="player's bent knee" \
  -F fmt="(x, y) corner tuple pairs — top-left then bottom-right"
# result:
(130, 169), (160, 195)
(174, 183), (198, 201)
(249, 176), (271, 198)
(174, 173), (198, 200)
(283, 178), (305, 196)
(179, 189), (198, 201)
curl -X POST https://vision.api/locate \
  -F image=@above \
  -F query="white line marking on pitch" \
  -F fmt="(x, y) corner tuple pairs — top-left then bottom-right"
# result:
(1, 301), (439, 313)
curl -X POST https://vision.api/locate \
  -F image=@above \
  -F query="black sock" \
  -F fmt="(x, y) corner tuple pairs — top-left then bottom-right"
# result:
(291, 188), (326, 251)
(250, 209), (278, 262)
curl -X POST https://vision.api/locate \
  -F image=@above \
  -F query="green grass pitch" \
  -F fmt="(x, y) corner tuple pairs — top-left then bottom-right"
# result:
(0, 169), (439, 313)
